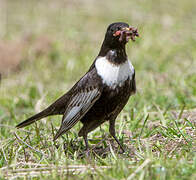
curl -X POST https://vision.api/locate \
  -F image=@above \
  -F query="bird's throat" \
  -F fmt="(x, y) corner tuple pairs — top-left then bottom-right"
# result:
(98, 42), (127, 64)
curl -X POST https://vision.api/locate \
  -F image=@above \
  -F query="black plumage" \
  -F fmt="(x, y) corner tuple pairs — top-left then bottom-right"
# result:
(16, 22), (139, 152)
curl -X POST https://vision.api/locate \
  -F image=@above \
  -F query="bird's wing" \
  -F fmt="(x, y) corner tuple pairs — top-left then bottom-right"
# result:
(54, 68), (102, 140)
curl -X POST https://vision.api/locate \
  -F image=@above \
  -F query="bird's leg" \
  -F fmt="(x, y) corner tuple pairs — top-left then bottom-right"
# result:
(83, 134), (92, 157)
(109, 118), (125, 153)
(83, 134), (89, 151)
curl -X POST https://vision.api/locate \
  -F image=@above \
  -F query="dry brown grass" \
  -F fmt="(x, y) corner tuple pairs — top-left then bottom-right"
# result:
(0, 40), (24, 74)
(0, 35), (53, 76)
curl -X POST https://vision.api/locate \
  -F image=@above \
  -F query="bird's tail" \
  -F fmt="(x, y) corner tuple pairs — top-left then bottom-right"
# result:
(16, 108), (53, 128)
(16, 91), (70, 129)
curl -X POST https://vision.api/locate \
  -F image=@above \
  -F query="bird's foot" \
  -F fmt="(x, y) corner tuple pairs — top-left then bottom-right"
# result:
(78, 148), (92, 158)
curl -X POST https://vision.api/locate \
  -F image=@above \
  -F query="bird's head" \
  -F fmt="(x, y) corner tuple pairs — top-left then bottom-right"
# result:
(104, 22), (139, 48)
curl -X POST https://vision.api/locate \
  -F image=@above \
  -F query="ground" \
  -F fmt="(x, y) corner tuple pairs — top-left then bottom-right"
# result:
(0, 0), (196, 179)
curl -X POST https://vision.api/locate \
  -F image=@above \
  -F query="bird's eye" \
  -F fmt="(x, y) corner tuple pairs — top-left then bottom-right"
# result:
(111, 28), (115, 33)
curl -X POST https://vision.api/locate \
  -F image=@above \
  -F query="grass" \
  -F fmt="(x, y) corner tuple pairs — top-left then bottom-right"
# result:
(0, 0), (196, 179)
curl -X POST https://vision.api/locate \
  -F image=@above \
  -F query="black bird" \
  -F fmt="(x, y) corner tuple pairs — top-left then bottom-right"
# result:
(16, 22), (139, 152)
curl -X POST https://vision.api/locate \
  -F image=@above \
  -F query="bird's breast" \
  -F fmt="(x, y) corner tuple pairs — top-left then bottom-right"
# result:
(95, 56), (134, 89)
(87, 79), (132, 119)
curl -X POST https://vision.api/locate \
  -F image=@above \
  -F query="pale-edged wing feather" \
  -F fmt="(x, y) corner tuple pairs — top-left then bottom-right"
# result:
(54, 88), (101, 140)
